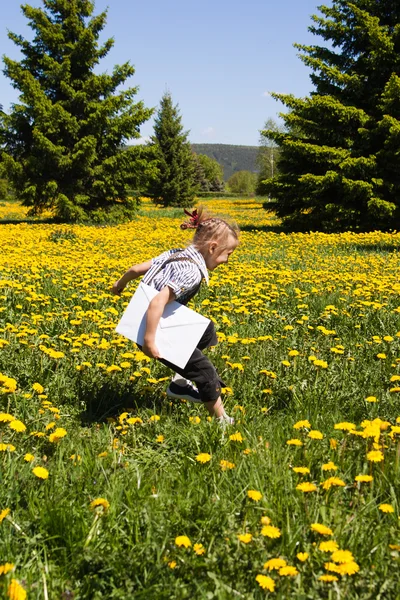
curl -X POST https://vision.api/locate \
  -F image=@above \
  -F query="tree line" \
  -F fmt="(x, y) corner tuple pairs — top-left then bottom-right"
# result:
(1, 0), (400, 230)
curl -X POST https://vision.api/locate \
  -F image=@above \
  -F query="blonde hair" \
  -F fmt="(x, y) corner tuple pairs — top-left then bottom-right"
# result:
(180, 207), (239, 253)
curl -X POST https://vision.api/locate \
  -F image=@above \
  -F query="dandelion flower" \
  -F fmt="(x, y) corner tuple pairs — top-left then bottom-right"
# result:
(379, 503), (394, 513)
(279, 565), (298, 576)
(286, 438), (303, 446)
(168, 560), (177, 569)
(255, 574), (275, 592)
(193, 543), (205, 555)
(296, 552), (309, 562)
(311, 523), (333, 536)
(336, 561), (359, 575)
(322, 461), (338, 471)
(296, 482), (317, 493)
(9, 420), (26, 433)
(321, 477), (346, 490)
(293, 466), (310, 475)
(319, 541), (339, 552)
(7, 579), (26, 600)
(220, 460), (235, 470)
(308, 430), (323, 440)
(0, 413), (15, 423)
(238, 533), (253, 544)
(0, 563), (14, 575)
(32, 466), (49, 479)
(0, 444), (16, 452)
(0, 508), (11, 523)
(260, 516), (271, 525)
(155, 435), (165, 443)
(32, 383), (44, 394)
(324, 561), (341, 573)
(248, 489), (262, 502)
(319, 574), (338, 582)
(355, 474), (373, 483)
(264, 558), (286, 571)
(365, 396), (377, 403)
(149, 415), (160, 422)
(229, 431), (244, 442)
(367, 450), (384, 462)
(90, 498), (110, 511)
(24, 453), (34, 462)
(175, 535), (191, 548)
(331, 549), (354, 564)
(334, 422), (356, 431)
(261, 525), (281, 539)
(48, 427), (67, 442)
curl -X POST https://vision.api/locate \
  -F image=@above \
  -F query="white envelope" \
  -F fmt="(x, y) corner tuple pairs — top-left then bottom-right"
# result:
(115, 283), (210, 369)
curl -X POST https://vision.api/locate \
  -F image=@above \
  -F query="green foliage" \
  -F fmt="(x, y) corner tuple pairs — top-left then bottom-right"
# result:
(227, 170), (257, 195)
(1, 0), (153, 222)
(193, 153), (225, 192)
(191, 144), (259, 180)
(256, 118), (282, 196)
(147, 93), (197, 208)
(262, 1), (400, 231)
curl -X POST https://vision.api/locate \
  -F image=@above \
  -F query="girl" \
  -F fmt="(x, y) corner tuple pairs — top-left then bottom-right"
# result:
(112, 208), (239, 425)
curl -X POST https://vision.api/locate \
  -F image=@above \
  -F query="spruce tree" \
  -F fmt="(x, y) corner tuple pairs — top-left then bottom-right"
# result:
(1, 0), (153, 222)
(148, 93), (196, 208)
(261, 0), (400, 231)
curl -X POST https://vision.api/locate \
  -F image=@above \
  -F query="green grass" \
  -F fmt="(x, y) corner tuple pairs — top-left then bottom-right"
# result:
(0, 208), (400, 599)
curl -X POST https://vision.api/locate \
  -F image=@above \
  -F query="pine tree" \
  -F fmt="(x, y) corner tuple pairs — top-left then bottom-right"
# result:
(148, 93), (196, 208)
(1, 0), (153, 222)
(261, 0), (400, 231)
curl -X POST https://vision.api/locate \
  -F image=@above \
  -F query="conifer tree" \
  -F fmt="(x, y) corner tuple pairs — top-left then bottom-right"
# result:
(261, 1), (400, 231)
(1, 0), (153, 222)
(148, 93), (196, 208)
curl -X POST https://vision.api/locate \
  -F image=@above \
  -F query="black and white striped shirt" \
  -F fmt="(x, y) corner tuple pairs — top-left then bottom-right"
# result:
(142, 245), (209, 305)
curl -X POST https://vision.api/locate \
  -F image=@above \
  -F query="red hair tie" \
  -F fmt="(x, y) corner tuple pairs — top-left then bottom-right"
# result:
(180, 208), (200, 230)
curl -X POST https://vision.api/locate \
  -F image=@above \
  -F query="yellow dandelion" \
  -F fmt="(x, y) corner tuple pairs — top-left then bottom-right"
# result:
(296, 552), (309, 562)
(321, 477), (346, 490)
(334, 422), (356, 431)
(331, 550), (354, 564)
(293, 419), (311, 429)
(149, 415), (160, 422)
(48, 427), (67, 442)
(0, 413), (15, 423)
(379, 503), (394, 513)
(296, 482), (317, 493)
(0, 508), (11, 523)
(319, 574), (338, 582)
(238, 533), (253, 544)
(155, 435), (165, 443)
(286, 438), (303, 446)
(175, 535), (191, 548)
(220, 460), (235, 470)
(229, 431), (244, 442)
(193, 543), (205, 555)
(195, 453), (211, 463)
(7, 579), (27, 600)
(355, 474), (373, 483)
(322, 461), (338, 471)
(32, 383), (44, 394)
(292, 466), (310, 475)
(365, 396), (378, 403)
(0, 444), (16, 452)
(319, 540), (339, 552)
(168, 560), (177, 569)
(311, 523), (333, 536)
(264, 558), (286, 571)
(8, 420), (26, 433)
(32, 466), (49, 479)
(336, 561), (360, 575)
(255, 574), (275, 592)
(248, 489), (262, 502)
(367, 450), (384, 462)
(0, 563), (14, 575)
(23, 453), (35, 462)
(279, 565), (298, 576)
(308, 430), (323, 440)
(261, 525), (281, 538)
(260, 515), (271, 525)
(90, 498), (110, 511)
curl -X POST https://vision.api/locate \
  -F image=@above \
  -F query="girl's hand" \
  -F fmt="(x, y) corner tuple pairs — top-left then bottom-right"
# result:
(111, 281), (124, 295)
(142, 339), (161, 359)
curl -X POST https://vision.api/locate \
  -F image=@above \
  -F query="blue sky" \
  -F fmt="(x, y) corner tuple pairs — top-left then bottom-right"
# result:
(0, 0), (331, 146)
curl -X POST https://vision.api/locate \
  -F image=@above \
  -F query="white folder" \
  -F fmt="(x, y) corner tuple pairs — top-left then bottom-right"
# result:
(115, 283), (210, 368)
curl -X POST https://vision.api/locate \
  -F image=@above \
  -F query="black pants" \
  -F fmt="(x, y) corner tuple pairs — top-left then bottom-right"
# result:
(156, 321), (226, 402)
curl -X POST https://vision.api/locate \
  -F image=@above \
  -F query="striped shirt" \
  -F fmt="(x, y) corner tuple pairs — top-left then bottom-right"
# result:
(142, 245), (209, 305)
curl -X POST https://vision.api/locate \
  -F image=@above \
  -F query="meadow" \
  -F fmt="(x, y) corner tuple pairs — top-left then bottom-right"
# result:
(0, 198), (399, 599)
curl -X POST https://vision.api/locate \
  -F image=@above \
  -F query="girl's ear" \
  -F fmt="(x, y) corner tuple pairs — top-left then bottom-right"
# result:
(208, 241), (218, 255)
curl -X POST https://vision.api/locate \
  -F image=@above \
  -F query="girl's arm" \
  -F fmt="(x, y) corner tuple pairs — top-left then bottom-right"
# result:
(111, 260), (153, 295)
(143, 286), (175, 358)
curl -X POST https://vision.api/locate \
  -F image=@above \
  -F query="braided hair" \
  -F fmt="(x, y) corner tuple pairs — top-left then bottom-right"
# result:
(180, 207), (239, 252)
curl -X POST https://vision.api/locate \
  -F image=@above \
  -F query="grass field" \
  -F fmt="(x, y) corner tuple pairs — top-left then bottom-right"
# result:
(1, 198), (400, 599)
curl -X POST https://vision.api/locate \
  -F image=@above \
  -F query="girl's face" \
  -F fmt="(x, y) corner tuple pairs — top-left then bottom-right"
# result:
(204, 234), (239, 271)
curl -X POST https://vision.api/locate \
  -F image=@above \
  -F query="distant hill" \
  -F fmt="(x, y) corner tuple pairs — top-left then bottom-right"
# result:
(191, 144), (259, 181)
